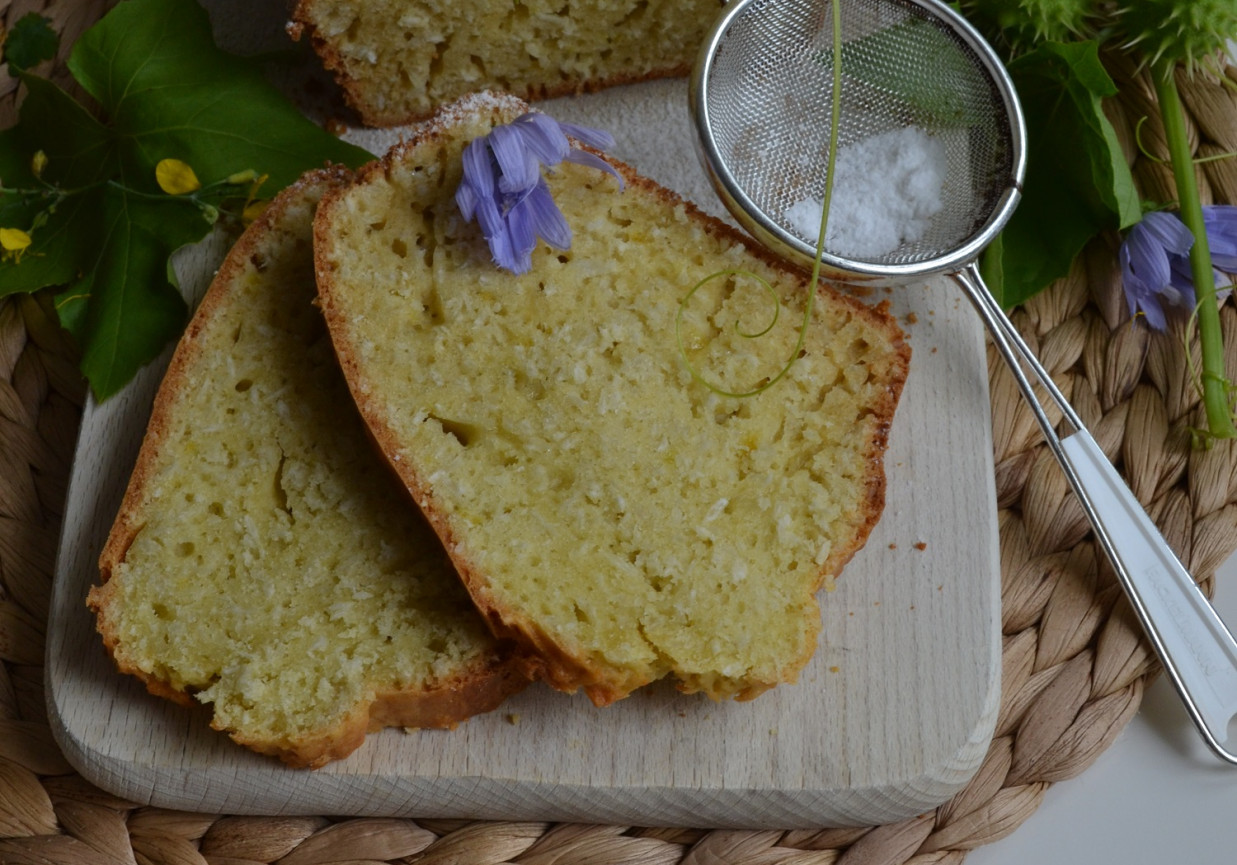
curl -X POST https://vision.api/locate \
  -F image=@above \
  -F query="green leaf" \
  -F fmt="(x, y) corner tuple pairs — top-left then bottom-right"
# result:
(0, 75), (118, 297)
(986, 40), (1140, 308)
(3, 13), (59, 71)
(57, 185), (207, 401)
(12, 71), (118, 187)
(67, 0), (371, 191)
(0, 190), (100, 296)
(0, 0), (375, 399)
(816, 17), (990, 127)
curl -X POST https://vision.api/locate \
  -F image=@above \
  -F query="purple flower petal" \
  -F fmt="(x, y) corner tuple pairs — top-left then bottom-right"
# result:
(1120, 211), (1196, 331)
(461, 138), (495, 199)
(506, 193), (539, 273)
(454, 110), (621, 274)
(558, 120), (617, 151)
(1139, 295), (1168, 330)
(1124, 217), (1176, 290)
(1204, 205), (1237, 272)
(474, 195), (517, 271)
(1120, 240), (1158, 325)
(455, 177), (478, 222)
(525, 178), (572, 250)
(490, 125), (540, 193)
(1166, 255), (1200, 309)
(565, 149), (624, 188)
(1141, 210), (1195, 255)
(512, 113), (571, 165)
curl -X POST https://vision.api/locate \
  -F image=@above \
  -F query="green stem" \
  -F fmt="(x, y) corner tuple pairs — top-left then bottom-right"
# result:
(675, 0), (840, 398)
(1151, 59), (1237, 441)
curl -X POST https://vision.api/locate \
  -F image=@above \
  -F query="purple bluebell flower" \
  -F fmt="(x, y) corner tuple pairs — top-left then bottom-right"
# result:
(456, 112), (622, 274)
(1121, 205), (1237, 329)
(1120, 210), (1196, 330)
(1203, 205), (1237, 275)
(1165, 206), (1237, 302)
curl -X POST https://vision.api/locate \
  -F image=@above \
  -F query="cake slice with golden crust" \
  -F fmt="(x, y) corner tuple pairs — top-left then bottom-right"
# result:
(90, 168), (531, 768)
(288, 0), (726, 127)
(314, 93), (910, 706)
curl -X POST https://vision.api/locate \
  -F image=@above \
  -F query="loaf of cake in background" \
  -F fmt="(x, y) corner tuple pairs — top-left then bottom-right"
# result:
(288, 0), (726, 126)
(89, 169), (532, 769)
(313, 92), (911, 707)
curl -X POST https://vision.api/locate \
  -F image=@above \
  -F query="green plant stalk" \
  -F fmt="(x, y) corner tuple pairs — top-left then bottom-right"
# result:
(1151, 59), (1237, 440)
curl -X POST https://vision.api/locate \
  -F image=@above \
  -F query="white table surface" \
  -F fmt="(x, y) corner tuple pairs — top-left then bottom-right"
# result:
(968, 551), (1237, 865)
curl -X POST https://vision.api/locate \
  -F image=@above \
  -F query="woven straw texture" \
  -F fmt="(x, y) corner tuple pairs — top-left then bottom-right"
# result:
(3, 2), (1236, 862)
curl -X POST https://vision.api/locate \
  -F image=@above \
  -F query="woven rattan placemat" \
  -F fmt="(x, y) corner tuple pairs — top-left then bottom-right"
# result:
(3, 1), (1236, 862)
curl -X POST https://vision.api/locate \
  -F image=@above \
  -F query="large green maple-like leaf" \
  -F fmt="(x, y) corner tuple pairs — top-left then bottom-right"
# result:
(982, 40), (1141, 308)
(67, 0), (369, 192)
(0, 0), (372, 400)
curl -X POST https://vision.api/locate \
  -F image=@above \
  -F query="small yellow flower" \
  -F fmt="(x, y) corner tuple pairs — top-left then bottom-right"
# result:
(155, 158), (202, 195)
(248, 173), (269, 198)
(31, 150), (47, 179)
(226, 169), (259, 185)
(0, 227), (33, 263)
(242, 199), (269, 225)
(240, 173), (270, 225)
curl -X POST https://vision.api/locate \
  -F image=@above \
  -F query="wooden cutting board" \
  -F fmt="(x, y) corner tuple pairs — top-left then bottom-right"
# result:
(45, 78), (1001, 830)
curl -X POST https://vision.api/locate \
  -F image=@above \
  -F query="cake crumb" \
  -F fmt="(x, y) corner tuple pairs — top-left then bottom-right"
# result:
(905, 312), (919, 325)
(914, 541), (927, 551)
(505, 713), (521, 725)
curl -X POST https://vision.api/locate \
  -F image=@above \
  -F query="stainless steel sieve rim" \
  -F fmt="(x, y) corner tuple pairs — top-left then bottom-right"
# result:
(688, 0), (1028, 280)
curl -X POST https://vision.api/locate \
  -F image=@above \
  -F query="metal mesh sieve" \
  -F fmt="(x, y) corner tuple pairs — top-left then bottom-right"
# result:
(691, 0), (1025, 278)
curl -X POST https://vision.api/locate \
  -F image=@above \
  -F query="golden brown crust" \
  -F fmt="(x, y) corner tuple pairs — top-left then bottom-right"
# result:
(313, 93), (910, 706)
(804, 294), (909, 589)
(287, 2), (698, 128)
(225, 652), (530, 769)
(89, 166), (532, 767)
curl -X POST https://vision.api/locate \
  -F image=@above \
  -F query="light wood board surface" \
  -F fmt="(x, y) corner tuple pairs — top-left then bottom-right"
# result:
(46, 75), (1002, 829)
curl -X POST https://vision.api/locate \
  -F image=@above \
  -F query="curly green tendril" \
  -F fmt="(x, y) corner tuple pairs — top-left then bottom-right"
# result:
(676, 0), (843, 399)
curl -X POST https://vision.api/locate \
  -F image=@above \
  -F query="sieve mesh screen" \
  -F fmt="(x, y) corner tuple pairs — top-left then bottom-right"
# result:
(700, 0), (1016, 267)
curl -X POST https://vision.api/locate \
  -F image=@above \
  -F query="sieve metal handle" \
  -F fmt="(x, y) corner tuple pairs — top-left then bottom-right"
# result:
(955, 262), (1237, 764)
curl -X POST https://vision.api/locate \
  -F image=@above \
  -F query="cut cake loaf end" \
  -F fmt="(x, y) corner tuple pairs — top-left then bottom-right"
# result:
(313, 93), (911, 706)
(89, 168), (532, 769)
(288, 0), (725, 127)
